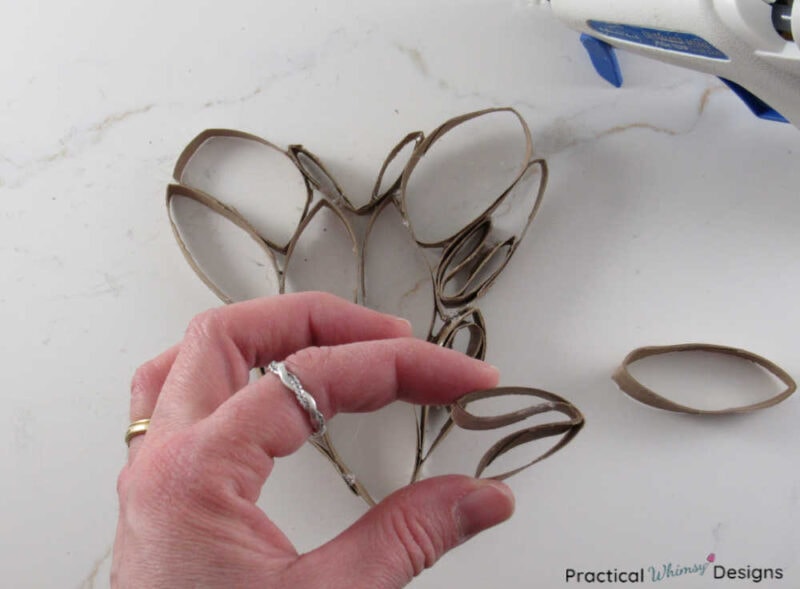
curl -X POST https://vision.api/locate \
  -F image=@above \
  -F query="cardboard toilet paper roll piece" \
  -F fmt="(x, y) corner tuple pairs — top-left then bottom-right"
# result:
(612, 343), (797, 415)
(451, 387), (585, 479)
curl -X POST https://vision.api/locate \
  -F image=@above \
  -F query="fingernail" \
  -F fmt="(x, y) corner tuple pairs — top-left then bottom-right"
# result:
(480, 362), (500, 384)
(392, 316), (413, 330)
(456, 480), (515, 541)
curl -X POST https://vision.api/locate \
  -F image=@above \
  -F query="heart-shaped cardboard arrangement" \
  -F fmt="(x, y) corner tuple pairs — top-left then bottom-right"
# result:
(166, 107), (585, 505)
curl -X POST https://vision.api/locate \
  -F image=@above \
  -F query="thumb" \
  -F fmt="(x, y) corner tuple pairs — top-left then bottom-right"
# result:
(290, 475), (515, 589)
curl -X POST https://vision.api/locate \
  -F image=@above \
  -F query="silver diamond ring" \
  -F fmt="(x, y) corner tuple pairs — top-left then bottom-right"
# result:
(267, 361), (327, 439)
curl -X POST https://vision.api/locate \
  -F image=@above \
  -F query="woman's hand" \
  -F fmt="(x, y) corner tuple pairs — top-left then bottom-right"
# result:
(113, 292), (515, 588)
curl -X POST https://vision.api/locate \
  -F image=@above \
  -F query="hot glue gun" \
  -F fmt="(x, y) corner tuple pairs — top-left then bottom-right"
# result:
(547, 0), (800, 128)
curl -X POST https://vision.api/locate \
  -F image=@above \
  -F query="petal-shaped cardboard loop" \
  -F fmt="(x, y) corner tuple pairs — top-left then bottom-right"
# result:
(287, 145), (360, 213)
(371, 131), (424, 203)
(399, 107), (533, 246)
(451, 387), (585, 480)
(282, 200), (359, 302)
(436, 218), (510, 307)
(612, 344), (797, 414)
(166, 184), (281, 303)
(434, 307), (487, 360)
(490, 158), (547, 242)
(362, 196), (436, 340)
(174, 129), (311, 252)
(435, 159), (547, 307)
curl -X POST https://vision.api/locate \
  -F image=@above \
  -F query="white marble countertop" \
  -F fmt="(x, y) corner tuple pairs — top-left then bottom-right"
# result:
(2, 1), (799, 587)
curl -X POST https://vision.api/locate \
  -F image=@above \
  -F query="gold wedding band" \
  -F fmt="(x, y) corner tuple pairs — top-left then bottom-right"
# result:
(125, 418), (151, 446)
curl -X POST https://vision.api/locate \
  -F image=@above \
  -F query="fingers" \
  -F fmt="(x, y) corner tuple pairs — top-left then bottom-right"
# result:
(207, 337), (500, 460)
(288, 476), (515, 588)
(127, 345), (179, 460)
(130, 345), (180, 420)
(154, 292), (412, 427)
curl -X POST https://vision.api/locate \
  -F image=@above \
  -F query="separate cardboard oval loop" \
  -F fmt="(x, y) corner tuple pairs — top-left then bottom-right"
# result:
(451, 387), (585, 480)
(612, 343), (797, 415)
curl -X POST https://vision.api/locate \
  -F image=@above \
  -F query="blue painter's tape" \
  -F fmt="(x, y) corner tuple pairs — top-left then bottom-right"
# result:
(588, 20), (729, 60)
(580, 34), (623, 87)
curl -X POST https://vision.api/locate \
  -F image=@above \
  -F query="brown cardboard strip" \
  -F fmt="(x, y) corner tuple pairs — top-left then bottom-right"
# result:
(173, 129), (313, 254)
(435, 158), (548, 308)
(166, 183), (282, 304)
(612, 343), (797, 414)
(451, 387), (585, 479)
(398, 107), (534, 248)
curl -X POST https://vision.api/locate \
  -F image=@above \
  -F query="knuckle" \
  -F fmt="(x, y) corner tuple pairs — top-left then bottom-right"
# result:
(385, 503), (446, 578)
(130, 363), (158, 398)
(285, 345), (335, 410)
(288, 344), (333, 373)
(185, 307), (225, 343)
(301, 290), (339, 305)
(302, 290), (348, 318)
(116, 466), (131, 499)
